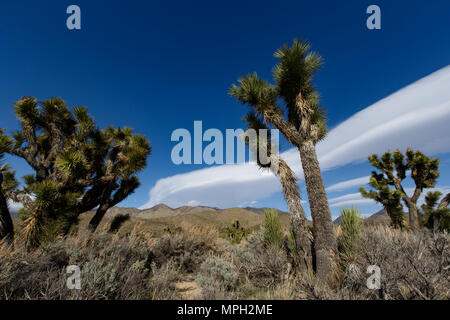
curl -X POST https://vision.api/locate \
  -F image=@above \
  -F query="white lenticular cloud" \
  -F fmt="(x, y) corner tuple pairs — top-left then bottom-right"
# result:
(141, 65), (450, 209)
(326, 176), (370, 192)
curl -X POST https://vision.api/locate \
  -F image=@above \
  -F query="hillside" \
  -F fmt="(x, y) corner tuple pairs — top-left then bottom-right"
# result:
(79, 205), (293, 237)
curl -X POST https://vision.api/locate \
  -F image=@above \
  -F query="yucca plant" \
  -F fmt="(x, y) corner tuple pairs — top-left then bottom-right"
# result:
(338, 207), (363, 259)
(264, 209), (284, 249)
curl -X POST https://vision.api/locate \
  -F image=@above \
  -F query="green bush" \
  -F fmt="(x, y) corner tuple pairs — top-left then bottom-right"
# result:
(264, 209), (284, 248)
(338, 207), (363, 258)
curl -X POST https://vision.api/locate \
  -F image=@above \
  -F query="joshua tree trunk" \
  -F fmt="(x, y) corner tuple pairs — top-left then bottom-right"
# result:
(0, 173), (14, 242)
(404, 199), (420, 231)
(276, 156), (313, 273)
(298, 139), (336, 283)
(88, 203), (110, 232)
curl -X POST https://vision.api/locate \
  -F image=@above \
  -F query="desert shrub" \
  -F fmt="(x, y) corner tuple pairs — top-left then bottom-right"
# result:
(196, 256), (239, 299)
(148, 259), (181, 299)
(234, 230), (289, 287)
(337, 226), (450, 300)
(148, 232), (216, 273)
(264, 209), (284, 248)
(338, 207), (363, 258)
(0, 231), (153, 299)
(108, 214), (130, 233)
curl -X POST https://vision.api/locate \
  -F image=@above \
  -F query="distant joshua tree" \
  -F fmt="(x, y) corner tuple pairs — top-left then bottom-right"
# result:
(0, 97), (151, 246)
(360, 148), (440, 231)
(230, 39), (336, 283)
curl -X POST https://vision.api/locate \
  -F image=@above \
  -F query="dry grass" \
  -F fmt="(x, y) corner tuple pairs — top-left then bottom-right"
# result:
(1, 220), (448, 300)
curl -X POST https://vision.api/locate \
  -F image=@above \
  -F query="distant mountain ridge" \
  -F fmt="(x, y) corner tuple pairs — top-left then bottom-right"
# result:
(108, 205), (393, 225)
(104, 204), (289, 220)
(333, 208), (409, 225)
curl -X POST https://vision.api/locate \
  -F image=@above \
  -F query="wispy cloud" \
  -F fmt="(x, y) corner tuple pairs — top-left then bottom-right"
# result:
(329, 186), (450, 210)
(326, 176), (370, 192)
(141, 65), (450, 209)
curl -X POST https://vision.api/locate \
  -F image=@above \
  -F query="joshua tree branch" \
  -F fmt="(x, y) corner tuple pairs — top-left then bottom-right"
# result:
(262, 109), (302, 146)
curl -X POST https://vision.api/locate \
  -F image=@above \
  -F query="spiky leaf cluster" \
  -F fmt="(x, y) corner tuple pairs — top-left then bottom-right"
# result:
(360, 173), (405, 228)
(229, 39), (328, 146)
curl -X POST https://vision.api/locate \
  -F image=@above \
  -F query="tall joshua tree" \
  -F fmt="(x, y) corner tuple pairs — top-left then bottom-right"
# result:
(230, 40), (336, 283)
(361, 149), (439, 231)
(0, 97), (151, 245)
(242, 111), (312, 273)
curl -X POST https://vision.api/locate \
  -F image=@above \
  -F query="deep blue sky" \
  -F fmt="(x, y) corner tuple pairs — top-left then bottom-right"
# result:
(1, 0), (449, 213)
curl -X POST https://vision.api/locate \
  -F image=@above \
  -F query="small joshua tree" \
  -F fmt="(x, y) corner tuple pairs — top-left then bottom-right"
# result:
(360, 149), (439, 231)
(225, 220), (249, 244)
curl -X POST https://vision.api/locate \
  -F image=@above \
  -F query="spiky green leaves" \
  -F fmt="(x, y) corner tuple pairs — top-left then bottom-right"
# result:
(0, 130), (12, 156)
(405, 148), (440, 189)
(55, 150), (89, 180)
(273, 39), (322, 107)
(369, 148), (440, 189)
(338, 207), (363, 258)
(264, 208), (284, 249)
(229, 73), (278, 112)
(14, 96), (40, 124)
(0, 166), (18, 194)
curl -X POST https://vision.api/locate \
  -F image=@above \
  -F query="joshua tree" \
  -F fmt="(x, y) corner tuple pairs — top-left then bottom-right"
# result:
(241, 111), (312, 273)
(0, 97), (151, 245)
(360, 149), (439, 231)
(84, 126), (150, 232)
(421, 191), (450, 233)
(230, 40), (336, 283)
(360, 173), (405, 228)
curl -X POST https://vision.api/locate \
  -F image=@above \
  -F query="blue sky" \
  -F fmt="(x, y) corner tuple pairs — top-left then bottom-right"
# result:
(1, 0), (450, 218)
